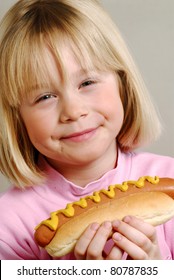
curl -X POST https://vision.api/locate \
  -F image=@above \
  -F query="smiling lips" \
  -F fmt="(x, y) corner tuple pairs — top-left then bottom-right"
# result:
(61, 128), (98, 142)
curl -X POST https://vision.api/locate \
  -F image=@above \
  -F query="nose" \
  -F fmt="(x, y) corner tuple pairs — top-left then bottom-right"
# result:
(59, 95), (88, 123)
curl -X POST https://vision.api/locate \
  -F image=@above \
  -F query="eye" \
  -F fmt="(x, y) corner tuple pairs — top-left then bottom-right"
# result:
(35, 93), (57, 103)
(79, 79), (95, 89)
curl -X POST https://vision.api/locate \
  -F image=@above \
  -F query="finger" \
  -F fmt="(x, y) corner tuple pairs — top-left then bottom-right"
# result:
(106, 245), (123, 260)
(86, 221), (112, 260)
(112, 219), (152, 255)
(123, 216), (157, 243)
(113, 217), (157, 247)
(74, 223), (100, 260)
(112, 231), (148, 260)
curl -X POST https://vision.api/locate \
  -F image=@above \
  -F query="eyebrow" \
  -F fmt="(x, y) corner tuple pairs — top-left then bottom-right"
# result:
(74, 69), (99, 80)
(29, 82), (53, 92)
(73, 68), (92, 77)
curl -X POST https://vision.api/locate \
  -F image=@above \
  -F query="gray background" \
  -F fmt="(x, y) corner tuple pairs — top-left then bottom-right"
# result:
(0, 0), (174, 191)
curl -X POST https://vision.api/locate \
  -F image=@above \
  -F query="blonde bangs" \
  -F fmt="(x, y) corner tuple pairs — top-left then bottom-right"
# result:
(0, 1), (120, 110)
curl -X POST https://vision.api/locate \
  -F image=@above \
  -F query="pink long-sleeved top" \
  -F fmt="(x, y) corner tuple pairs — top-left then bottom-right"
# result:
(0, 149), (174, 260)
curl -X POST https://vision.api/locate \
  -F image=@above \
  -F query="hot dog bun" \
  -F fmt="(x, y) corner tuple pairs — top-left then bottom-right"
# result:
(34, 176), (174, 257)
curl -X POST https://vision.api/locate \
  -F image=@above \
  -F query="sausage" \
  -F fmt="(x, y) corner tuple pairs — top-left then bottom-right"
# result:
(34, 176), (174, 257)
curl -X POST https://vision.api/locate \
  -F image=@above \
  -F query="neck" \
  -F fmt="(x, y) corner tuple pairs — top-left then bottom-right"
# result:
(53, 142), (118, 187)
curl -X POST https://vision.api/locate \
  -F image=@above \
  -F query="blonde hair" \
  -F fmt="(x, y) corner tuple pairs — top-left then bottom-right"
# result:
(0, 0), (161, 187)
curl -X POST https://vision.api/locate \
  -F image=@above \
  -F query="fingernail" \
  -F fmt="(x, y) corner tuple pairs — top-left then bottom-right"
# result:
(112, 220), (120, 228)
(91, 223), (100, 231)
(113, 232), (122, 241)
(103, 221), (112, 229)
(123, 216), (131, 223)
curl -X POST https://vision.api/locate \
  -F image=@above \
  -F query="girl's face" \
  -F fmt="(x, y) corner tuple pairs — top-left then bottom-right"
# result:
(20, 46), (124, 172)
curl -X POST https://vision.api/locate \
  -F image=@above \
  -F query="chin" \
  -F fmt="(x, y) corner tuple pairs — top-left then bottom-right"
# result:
(71, 148), (110, 165)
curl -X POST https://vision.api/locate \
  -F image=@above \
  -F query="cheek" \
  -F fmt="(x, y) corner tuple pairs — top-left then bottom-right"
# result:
(115, 96), (124, 119)
(103, 90), (124, 123)
(21, 111), (54, 142)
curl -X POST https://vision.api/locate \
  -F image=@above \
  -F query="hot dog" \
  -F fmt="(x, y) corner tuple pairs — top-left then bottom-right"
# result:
(34, 176), (174, 257)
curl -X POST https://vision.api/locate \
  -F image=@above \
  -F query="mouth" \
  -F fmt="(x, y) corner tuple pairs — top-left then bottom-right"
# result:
(61, 128), (98, 142)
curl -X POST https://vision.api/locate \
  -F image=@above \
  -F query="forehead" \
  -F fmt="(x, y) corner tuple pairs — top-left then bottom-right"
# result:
(21, 36), (108, 93)
(7, 28), (115, 108)
(29, 46), (97, 91)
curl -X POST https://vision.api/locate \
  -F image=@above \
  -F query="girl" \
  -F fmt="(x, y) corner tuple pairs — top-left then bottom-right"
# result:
(0, 0), (174, 260)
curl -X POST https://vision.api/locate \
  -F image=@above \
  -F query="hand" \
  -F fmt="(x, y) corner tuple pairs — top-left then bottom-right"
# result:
(74, 221), (123, 260)
(74, 216), (162, 260)
(112, 216), (162, 260)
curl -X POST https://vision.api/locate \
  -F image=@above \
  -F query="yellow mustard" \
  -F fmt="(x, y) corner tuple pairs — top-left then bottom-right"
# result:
(35, 176), (159, 231)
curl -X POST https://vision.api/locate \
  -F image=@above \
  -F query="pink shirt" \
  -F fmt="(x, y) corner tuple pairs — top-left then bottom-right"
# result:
(0, 149), (174, 260)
